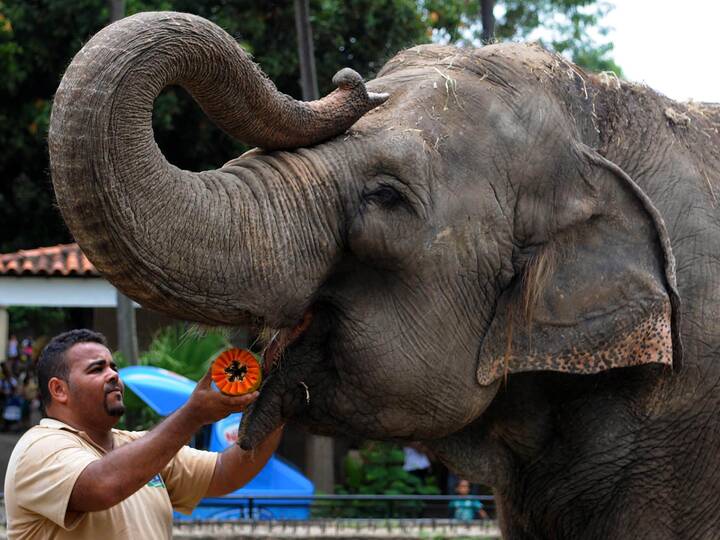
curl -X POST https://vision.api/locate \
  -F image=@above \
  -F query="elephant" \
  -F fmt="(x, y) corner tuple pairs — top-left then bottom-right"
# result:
(48, 11), (720, 539)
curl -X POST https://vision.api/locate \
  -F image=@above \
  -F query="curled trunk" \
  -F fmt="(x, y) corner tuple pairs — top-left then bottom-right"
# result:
(49, 11), (385, 324)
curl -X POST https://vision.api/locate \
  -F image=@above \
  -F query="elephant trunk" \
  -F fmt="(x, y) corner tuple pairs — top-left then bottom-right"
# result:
(49, 12), (384, 325)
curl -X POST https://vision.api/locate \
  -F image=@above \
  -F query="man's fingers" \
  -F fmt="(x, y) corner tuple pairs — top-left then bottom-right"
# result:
(197, 367), (214, 389)
(227, 391), (259, 410)
(213, 390), (259, 414)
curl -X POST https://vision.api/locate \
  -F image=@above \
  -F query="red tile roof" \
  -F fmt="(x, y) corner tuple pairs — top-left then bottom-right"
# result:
(0, 243), (99, 277)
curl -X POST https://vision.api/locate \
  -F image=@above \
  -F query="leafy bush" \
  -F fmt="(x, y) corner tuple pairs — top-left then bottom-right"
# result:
(8, 306), (70, 338)
(316, 441), (440, 518)
(136, 325), (231, 381)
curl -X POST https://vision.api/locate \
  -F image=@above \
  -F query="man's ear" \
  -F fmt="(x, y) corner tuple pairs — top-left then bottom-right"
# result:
(48, 377), (70, 405)
(477, 144), (683, 386)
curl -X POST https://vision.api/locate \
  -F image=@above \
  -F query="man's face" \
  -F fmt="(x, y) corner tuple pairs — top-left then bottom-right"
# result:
(65, 342), (125, 419)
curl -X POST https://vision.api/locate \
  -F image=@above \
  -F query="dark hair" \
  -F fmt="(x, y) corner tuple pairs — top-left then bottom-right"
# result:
(37, 329), (108, 410)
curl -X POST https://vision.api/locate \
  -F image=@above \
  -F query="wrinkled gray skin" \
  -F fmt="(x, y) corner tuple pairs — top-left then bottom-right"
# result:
(50, 12), (720, 539)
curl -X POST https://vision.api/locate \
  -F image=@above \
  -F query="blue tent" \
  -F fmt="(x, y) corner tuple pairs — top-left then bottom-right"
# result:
(118, 366), (196, 415)
(119, 366), (314, 519)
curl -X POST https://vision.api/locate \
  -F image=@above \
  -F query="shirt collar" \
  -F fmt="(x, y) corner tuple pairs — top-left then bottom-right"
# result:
(39, 417), (115, 454)
(39, 417), (79, 432)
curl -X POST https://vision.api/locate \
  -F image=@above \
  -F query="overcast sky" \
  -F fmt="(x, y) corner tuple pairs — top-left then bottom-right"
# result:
(605, 0), (719, 102)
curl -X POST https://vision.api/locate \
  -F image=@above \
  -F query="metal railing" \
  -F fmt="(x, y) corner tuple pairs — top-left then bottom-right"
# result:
(192, 493), (495, 521)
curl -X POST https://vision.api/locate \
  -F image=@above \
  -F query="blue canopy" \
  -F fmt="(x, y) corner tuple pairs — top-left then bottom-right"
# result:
(119, 366), (197, 416)
(118, 365), (314, 519)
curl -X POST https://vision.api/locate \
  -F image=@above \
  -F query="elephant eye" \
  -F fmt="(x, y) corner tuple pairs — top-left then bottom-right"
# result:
(364, 184), (404, 209)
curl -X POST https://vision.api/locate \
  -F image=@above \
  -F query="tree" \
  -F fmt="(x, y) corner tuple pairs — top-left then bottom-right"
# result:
(0, 0), (620, 252)
(0, 1), (112, 252)
(425, 0), (623, 74)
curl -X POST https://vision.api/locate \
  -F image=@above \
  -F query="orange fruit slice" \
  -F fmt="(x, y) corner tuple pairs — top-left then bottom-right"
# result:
(211, 348), (263, 395)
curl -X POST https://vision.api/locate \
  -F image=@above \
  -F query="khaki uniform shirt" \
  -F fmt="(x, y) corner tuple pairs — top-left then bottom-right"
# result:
(4, 418), (218, 540)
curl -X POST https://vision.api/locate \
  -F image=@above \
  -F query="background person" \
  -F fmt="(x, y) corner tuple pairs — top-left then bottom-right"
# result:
(4, 329), (282, 539)
(449, 478), (489, 521)
(402, 443), (432, 481)
(1, 362), (21, 432)
(7, 334), (19, 363)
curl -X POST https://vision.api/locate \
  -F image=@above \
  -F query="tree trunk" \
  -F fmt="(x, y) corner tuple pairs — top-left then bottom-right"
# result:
(480, 0), (495, 44)
(294, 0), (319, 101)
(108, 0), (124, 23)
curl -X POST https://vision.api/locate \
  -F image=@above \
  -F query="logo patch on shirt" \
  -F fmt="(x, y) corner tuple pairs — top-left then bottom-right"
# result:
(146, 474), (166, 489)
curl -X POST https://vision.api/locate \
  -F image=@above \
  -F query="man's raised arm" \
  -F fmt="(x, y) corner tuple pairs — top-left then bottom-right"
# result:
(68, 371), (258, 512)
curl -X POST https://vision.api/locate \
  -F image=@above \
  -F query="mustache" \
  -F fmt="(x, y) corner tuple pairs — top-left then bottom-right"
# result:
(104, 383), (123, 394)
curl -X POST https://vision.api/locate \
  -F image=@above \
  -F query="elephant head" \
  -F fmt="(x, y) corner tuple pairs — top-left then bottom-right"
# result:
(50, 13), (682, 452)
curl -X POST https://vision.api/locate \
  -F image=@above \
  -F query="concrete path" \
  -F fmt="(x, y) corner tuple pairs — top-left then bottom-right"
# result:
(0, 519), (501, 539)
(172, 519), (502, 539)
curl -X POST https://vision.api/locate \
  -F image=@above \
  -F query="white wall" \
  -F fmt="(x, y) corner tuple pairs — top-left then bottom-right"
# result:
(0, 277), (120, 307)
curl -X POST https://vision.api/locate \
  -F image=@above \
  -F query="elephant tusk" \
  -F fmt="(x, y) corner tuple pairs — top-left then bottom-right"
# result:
(298, 381), (310, 406)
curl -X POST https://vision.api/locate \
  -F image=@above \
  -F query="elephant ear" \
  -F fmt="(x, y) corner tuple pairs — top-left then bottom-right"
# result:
(476, 144), (683, 386)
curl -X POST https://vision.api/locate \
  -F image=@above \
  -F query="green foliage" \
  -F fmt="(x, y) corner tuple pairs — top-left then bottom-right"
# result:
(316, 441), (440, 517)
(312, 0), (430, 85)
(115, 324), (231, 430)
(0, 0), (620, 253)
(0, 0), (111, 252)
(7, 306), (70, 337)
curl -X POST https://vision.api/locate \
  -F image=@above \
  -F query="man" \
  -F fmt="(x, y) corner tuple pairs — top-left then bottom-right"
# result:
(4, 329), (283, 539)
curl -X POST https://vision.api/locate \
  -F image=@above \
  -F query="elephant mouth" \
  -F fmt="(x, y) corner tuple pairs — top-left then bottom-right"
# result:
(240, 308), (335, 449)
(261, 310), (314, 371)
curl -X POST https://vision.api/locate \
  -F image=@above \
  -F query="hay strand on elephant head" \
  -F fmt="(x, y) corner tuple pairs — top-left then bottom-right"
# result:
(502, 243), (557, 378)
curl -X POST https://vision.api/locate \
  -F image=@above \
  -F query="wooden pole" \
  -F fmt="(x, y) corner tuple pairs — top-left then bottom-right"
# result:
(116, 291), (138, 365)
(294, 0), (319, 100)
(305, 432), (335, 493)
(0, 308), (8, 362)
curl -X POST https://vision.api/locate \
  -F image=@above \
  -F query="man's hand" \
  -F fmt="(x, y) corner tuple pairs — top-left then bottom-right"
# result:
(183, 368), (259, 426)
